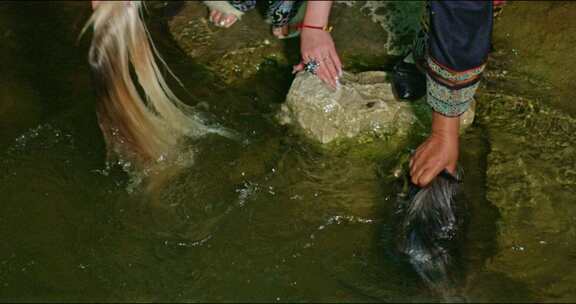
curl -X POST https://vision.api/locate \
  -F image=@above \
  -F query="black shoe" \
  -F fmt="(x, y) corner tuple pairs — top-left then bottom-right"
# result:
(392, 60), (426, 101)
(164, 1), (186, 18)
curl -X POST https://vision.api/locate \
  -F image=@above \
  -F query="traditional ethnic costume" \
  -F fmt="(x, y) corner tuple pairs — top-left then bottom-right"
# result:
(394, 0), (497, 117)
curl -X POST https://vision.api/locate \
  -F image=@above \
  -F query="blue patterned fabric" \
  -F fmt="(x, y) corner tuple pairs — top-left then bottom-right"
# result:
(413, 1), (494, 117)
(266, 0), (304, 27)
(229, 0), (256, 13)
(228, 0), (304, 27)
(428, 1), (493, 73)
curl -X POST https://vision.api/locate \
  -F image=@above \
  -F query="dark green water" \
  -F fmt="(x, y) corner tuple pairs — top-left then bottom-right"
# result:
(0, 1), (574, 302)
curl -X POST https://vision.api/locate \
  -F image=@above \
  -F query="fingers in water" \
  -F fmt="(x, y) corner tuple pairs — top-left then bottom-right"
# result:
(410, 165), (420, 185)
(410, 155), (445, 187)
(412, 171), (423, 187)
(410, 160), (427, 186)
(412, 166), (428, 186)
(445, 163), (457, 175)
(410, 151), (430, 185)
(410, 151), (423, 177)
(419, 168), (437, 187)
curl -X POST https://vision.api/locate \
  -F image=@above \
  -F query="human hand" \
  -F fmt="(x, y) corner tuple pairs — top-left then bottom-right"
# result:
(293, 28), (342, 89)
(409, 112), (460, 187)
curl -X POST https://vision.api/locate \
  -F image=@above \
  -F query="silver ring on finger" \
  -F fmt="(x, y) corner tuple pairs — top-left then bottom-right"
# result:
(304, 59), (320, 75)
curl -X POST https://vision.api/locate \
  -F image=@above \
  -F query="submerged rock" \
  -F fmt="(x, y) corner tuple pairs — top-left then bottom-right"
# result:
(278, 71), (475, 145)
(474, 93), (576, 300)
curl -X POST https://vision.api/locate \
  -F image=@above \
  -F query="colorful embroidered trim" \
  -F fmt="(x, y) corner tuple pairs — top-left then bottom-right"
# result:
(427, 57), (486, 87)
(426, 74), (479, 117)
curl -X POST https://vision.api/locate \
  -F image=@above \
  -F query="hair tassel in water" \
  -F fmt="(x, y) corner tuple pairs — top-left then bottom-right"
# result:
(81, 1), (236, 174)
(395, 167), (466, 299)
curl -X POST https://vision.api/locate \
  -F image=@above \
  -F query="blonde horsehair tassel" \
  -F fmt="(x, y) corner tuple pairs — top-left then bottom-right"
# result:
(82, 1), (234, 168)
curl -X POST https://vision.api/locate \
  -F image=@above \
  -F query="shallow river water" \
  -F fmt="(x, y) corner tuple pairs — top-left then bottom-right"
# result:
(0, 1), (575, 302)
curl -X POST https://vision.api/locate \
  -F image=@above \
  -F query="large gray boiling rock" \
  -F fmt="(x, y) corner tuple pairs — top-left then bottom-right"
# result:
(277, 71), (475, 144)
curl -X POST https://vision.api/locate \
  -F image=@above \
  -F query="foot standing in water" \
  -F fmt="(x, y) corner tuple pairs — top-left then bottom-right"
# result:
(204, 0), (307, 39)
(205, 0), (344, 89)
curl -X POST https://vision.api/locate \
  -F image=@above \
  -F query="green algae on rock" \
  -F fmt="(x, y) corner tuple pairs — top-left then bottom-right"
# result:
(279, 71), (475, 146)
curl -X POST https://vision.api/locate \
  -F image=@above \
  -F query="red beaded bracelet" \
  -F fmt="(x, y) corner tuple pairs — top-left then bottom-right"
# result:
(296, 23), (333, 33)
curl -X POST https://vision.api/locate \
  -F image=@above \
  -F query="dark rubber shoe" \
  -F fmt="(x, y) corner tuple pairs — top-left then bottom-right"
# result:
(391, 60), (426, 101)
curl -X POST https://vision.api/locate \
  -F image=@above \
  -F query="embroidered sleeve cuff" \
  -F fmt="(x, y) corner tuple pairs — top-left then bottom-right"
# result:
(426, 74), (478, 117)
(427, 94), (472, 117)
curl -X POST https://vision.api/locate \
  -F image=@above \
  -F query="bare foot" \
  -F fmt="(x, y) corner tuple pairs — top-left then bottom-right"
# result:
(272, 24), (301, 39)
(272, 25), (289, 38)
(209, 9), (238, 28)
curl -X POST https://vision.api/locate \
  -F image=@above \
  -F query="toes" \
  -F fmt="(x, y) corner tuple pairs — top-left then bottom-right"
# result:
(273, 25), (291, 38)
(223, 15), (237, 28)
(272, 27), (284, 38)
(212, 11), (222, 26)
(209, 11), (238, 28)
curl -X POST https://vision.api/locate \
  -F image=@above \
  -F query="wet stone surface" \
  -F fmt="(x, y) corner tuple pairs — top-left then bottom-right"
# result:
(278, 71), (475, 145)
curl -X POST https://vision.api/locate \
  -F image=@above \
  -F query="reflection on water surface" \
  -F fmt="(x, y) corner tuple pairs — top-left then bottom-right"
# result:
(0, 1), (575, 302)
